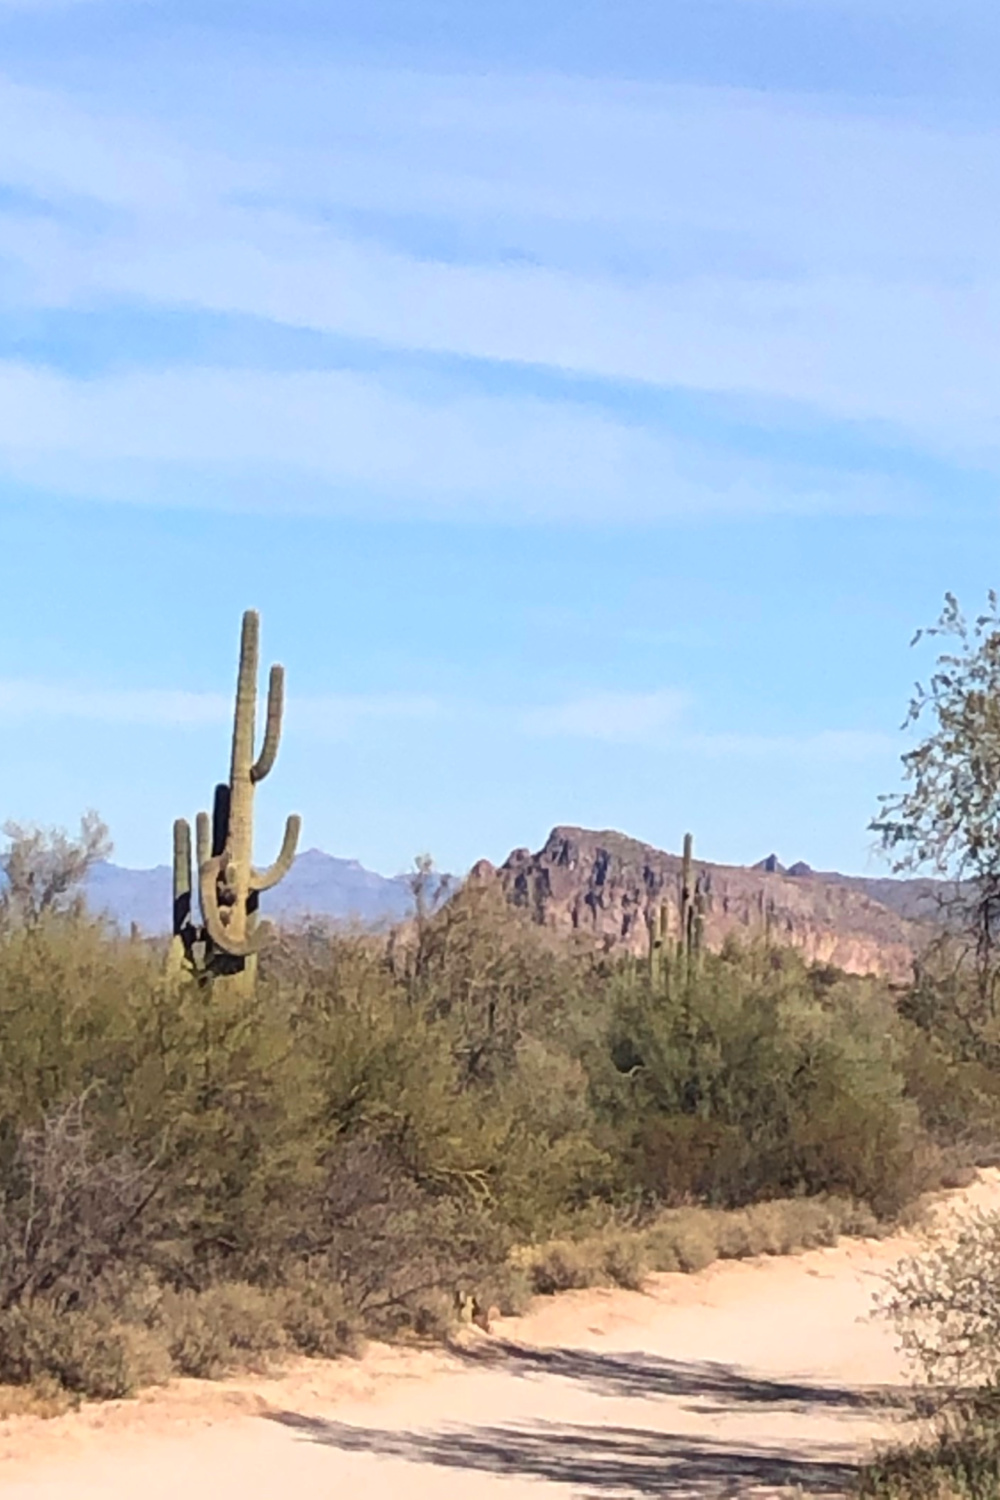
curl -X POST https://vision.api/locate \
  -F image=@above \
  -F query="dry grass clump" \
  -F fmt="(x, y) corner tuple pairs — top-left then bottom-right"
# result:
(645, 1195), (878, 1274)
(0, 1279), (364, 1401)
(515, 1194), (881, 1296)
(512, 1230), (646, 1296)
(0, 1381), (77, 1420)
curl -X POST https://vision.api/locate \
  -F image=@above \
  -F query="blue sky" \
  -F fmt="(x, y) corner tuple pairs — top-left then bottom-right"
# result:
(0, 0), (997, 877)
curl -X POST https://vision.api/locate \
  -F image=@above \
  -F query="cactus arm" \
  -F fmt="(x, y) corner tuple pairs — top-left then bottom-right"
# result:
(195, 809), (213, 875)
(250, 813), (301, 892)
(173, 818), (193, 936)
(251, 665), (284, 784)
(196, 811), (258, 959)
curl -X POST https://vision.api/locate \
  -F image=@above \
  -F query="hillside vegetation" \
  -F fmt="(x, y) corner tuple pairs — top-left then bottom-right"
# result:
(1, 865), (997, 1404)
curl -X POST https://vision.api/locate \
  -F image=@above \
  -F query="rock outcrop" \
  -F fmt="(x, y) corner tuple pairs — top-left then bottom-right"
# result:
(493, 826), (930, 983)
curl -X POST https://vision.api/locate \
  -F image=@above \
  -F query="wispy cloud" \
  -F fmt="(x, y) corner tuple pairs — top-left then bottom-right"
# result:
(0, 0), (129, 8)
(0, 675), (893, 763)
(0, 679), (444, 734)
(0, 360), (913, 520)
(519, 690), (689, 743)
(679, 728), (897, 762)
(0, 62), (998, 469)
(516, 693), (894, 759)
(289, 692), (443, 740)
(0, 680), (230, 726)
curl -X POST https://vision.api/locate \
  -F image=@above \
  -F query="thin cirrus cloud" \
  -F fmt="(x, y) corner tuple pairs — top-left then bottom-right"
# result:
(519, 690), (689, 743)
(680, 728), (897, 762)
(0, 361), (905, 521)
(0, 680), (231, 727)
(517, 695), (895, 759)
(0, 62), (998, 476)
(0, 678), (442, 737)
(0, 676), (893, 763)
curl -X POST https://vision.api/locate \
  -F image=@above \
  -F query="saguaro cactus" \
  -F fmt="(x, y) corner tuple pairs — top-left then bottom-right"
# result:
(648, 831), (703, 995)
(171, 610), (300, 984)
(675, 832), (708, 974)
(679, 832), (695, 959)
(648, 897), (669, 989)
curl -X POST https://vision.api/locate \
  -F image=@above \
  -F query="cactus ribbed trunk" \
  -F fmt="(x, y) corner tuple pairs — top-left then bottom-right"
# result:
(222, 609), (259, 952)
(171, 609), (301, 989)
(680, 831), (694, 961)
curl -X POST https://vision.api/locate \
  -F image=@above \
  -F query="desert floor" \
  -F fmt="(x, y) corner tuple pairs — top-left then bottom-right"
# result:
(5, 1175), (998, 1499)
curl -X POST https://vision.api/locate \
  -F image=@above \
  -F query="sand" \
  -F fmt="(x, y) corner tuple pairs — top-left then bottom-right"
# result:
(4, 1173), (999, 1499)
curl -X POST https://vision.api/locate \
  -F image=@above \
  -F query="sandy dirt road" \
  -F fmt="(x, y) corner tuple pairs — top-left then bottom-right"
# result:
(5, 1177), (998, 1500)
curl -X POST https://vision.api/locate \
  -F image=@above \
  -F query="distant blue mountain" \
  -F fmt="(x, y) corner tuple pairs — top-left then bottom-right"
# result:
(83, 849), (426, 934)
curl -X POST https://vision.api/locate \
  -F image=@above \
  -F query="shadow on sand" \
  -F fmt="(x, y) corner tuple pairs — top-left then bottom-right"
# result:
(266, 1347), (908, 1495)
(446, 1340), (909, 1414)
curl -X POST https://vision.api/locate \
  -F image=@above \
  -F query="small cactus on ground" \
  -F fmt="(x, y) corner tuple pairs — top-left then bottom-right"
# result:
(171, 610), (300, 988)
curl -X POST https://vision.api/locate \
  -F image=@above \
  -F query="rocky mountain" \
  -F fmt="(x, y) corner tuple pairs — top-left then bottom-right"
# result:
(83, 849), (420, 934)
(480, 826), (936, 982)
(749, 854), (946, 924)
(85, 826), (946, 980)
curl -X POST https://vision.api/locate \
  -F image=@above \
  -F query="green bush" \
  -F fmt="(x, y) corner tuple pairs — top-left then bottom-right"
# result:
(645, 1214), (720, 1274)
(0, 884), (988, 1401)
(858, 1399), (1000, 1499)
(156, 1284), (288, 1379)
(276, 1277), (362, 1359)
(0, 1302), (171, 1398)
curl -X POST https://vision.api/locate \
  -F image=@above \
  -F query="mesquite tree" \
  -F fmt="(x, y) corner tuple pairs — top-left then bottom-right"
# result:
(872, 591), (1000, 1053)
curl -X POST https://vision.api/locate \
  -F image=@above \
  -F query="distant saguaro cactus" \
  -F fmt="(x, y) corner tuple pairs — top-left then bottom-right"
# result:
(171, 610), (301, 987)
(648, 897), (669, 989)
(679, 831), (696, 959)
(648, 830), (704, 995)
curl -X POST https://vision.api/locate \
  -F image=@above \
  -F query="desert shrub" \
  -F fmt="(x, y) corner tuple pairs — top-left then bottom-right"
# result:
(0, 1302), (170, 1398)
(0, 864), (989, 1402)
(597, 1228), (648, 1289)
(155, 1283), (288, 1379)
(512, 1239), (595, 1295)
(512, 1226), (648, 1296)
(610, 945), (929, 1216)
(511, 1193), (879, 1301)
(858, 1396), (1000, 1499)
(639, 1197), (869, 1279)
(882, 1211), (1000, 1389)
(0, 1382), (75, 1419)
(275, 1276), (362, 1359)
(0, 1099), (160, 1314)
(644, 1212), (720, 1274)
(300, 1136), (509, 1334)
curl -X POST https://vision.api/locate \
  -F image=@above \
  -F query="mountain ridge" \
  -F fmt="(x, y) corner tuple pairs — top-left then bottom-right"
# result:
(83, 827), (946, 976)
(483, 825), (938, 982)
(83, 848), (418, 933)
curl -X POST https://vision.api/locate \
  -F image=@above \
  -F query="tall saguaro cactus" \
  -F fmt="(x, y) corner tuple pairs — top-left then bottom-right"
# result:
(679, 832), (695, 958)
(171, 610), (301, 985)
(648, 830), (704, 997)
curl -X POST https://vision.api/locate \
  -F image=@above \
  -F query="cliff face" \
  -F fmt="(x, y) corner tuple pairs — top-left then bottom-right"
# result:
(489, 826), (928, 983)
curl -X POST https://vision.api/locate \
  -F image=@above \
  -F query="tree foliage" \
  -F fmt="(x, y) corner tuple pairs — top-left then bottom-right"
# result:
(0, 812), (111, 928)
(873, 592), (1000, 1050)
